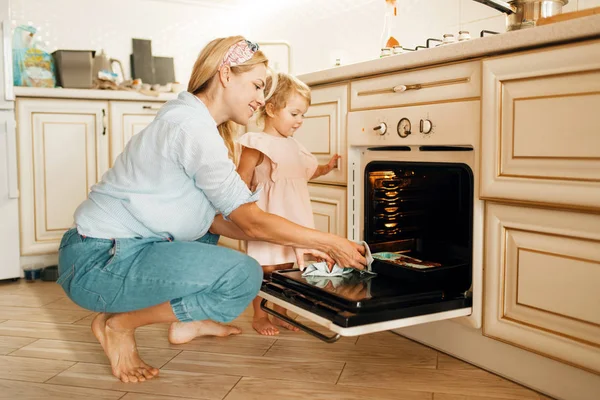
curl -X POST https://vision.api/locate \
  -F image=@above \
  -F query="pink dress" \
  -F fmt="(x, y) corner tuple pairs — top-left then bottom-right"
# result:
(238, 131), (319, 266)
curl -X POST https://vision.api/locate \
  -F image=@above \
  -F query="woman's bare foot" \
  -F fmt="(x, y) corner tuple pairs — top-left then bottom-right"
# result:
(168, 320), (242, 345)
(91, 313), (159, 383)
(272, 307), (300, 332)
(252, 316), (279, 336)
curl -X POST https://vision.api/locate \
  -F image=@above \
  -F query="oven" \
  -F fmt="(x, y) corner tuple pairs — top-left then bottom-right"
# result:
(259, 99), (483, 342)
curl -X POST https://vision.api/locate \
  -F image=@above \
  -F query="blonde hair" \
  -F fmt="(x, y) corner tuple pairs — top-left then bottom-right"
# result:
(257, 72), (311, 122)
(187, 36), (268, 158)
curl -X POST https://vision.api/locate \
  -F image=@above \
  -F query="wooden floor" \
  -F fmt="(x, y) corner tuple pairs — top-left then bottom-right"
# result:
(0, 280), (554, 400)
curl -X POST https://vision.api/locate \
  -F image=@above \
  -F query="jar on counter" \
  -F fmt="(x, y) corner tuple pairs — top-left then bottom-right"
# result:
(380, 47), (392, 57)
(458, 31), (471, 41)
(442, 34), (456, 45)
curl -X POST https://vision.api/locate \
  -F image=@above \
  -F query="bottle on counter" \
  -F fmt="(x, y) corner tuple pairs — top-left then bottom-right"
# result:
(380, 0), (399, 52)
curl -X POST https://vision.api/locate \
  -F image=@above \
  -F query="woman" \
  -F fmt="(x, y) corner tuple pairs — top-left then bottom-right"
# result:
(57, 36), (366, 384)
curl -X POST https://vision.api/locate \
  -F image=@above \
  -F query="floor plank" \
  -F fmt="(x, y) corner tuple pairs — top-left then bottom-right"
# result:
(437, 354), (479, 371)
(265, 339), (437, 367)
(224, 377), (433, 400)
(164, 351), (345, 384)
(48, 363), (240, 400)
(0, 355), (74, 383)
(42, 297), (90, 312)
(0, 293), (64, 308)
(338, 362), (541, 399)
(0, 320), (97, 342)
(0, 379), (124, 400)
(0, 336), (37, 355)
(0, 305), (92, 323)
(12, 339), (181, 368)
(121, 394), (199, 400)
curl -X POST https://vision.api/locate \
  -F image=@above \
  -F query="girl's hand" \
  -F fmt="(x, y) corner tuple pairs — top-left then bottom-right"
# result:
(323, 154), (341, 175)
(294, 248), (335, 271)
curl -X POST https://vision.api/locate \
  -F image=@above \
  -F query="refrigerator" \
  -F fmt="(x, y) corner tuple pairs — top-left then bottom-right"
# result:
(0, 0), (21, 280)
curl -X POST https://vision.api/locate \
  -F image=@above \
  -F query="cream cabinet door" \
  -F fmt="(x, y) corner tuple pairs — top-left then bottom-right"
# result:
(17, 99), (109, 255)
(109, 101), (162, 166)
(308, 183), (347, 237)
(484, 202), (600, 375)
(218, 236), (245, 252)
(295, 84), (348, 186)
(481, 40), (600, 210)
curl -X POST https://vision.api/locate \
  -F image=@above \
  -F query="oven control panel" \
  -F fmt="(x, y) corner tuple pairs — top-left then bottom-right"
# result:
(348, 100), (479, 147)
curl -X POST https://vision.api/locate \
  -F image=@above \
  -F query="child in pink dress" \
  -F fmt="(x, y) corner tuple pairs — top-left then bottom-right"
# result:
(237, 73), (340, 336)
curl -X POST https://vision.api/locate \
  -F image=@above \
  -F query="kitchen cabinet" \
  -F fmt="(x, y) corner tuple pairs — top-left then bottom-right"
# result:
(109, 101), (162, 166)
(480, 40), (600, 210)
(308, 183), (346, 237)
(296, 83), (348, 186)
(16, 97), (168, 255)
(16, 98), (109, 255)
(483, 202), (600, 375)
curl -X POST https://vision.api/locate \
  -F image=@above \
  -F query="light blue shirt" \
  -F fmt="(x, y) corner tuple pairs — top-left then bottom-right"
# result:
(75, 91), (258, 241)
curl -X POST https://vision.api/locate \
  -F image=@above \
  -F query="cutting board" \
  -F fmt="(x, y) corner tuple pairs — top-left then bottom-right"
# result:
(537, 6), (600, 26)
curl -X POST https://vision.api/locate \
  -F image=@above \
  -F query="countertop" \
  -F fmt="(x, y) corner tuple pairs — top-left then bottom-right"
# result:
(297, 14), (600, 86)
(14, 86), (179, 102)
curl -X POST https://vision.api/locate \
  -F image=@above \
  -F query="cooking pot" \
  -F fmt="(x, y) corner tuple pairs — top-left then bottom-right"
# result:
(473, 0), (568, 31)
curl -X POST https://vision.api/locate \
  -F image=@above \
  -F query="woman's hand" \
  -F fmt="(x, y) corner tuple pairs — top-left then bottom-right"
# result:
(326, 238), (366, 271)
(294, 248), (334, 271)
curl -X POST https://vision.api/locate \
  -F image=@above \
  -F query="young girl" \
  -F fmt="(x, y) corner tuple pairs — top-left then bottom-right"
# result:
(237, 73), (341, 336)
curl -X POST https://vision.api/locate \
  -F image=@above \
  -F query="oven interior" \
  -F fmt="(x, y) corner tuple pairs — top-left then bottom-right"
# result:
(365, 161), (473, 293)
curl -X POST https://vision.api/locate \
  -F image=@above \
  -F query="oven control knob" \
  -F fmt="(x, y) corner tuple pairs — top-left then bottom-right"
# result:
(420, 119), (433, 134)
(373, 122), (387, 135)
(397, 118), (411, 138)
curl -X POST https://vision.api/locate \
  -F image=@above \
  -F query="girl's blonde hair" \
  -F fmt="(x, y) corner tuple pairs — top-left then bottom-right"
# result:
(187, 36), (268, 158)
(257, 72), (311, 121)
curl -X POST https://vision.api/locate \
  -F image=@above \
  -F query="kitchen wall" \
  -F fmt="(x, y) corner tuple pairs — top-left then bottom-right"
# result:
(11, 0), (600, 82)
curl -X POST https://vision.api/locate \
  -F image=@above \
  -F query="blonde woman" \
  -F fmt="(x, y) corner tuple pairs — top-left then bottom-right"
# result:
(237, 73), (341, 335)
(56, 36), (367, 384)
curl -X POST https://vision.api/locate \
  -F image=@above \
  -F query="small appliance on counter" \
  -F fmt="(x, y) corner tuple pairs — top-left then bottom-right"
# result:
(52, 49), (95, 88)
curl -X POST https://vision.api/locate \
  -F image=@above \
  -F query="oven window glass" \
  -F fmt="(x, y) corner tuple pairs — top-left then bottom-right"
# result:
(364, 162), (473, 292)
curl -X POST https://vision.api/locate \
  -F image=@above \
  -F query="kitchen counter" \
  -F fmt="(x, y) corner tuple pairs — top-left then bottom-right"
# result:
(298, 13), (600, 86)
(14, 86), (178, 101)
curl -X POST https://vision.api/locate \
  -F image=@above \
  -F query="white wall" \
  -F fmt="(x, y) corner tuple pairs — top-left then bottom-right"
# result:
(11, 0), (600, 83)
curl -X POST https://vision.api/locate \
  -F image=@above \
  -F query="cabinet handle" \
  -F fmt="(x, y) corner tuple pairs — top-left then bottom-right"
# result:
(142, 105), (162, 111)
(102, 109), (107, 135)
(357, 77), (470, 96)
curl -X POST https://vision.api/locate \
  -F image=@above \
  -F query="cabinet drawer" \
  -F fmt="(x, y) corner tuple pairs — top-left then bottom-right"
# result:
(481, 40), (600, 210)
(484, 202), (600, 375)
(296, 84), (348, 185)
(350, 61), (480, 111)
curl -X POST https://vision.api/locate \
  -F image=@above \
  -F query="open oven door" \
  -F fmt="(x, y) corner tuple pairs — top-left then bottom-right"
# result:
(259, 235), (473, 343)
(259, 160), (475, 342)
(259, 267), (472, 343)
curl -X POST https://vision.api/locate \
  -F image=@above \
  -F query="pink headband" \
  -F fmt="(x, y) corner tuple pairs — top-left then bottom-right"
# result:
(219, 40), (259, 70)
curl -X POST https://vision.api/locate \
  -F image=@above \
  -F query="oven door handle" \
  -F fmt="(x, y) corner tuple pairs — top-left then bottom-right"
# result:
(260, 298), (342, 343)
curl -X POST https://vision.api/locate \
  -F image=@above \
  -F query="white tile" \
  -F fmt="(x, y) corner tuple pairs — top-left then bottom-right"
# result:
(460, 0), (504, 23)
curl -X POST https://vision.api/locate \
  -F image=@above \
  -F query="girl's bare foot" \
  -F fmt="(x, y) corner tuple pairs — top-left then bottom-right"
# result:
(91, 313), (159, 383)
(168, 320), (242, 344)
(272, 306), (300, 332)
(252, 316), (279, 336)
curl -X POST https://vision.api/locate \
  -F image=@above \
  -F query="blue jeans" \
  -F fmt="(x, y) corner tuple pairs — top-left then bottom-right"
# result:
(56, 228), (263, 323)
